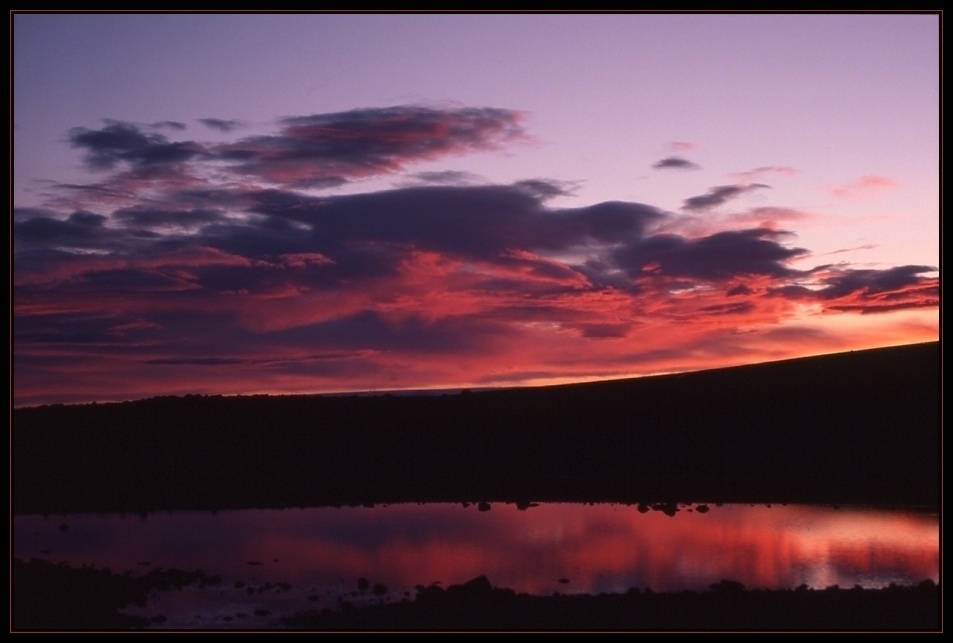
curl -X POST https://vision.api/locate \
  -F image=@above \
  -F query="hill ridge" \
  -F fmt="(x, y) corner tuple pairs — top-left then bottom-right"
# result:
(13, 342), (940, 514)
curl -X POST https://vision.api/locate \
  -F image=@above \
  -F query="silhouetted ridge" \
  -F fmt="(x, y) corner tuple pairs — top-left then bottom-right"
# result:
(13, 342), (940, 514)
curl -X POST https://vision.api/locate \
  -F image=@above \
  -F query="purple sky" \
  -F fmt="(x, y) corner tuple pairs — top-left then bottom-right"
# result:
(12, 12), (939, 406)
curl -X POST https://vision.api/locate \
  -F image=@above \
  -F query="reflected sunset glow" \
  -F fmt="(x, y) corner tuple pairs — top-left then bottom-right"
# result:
(14, 504), (938, 600)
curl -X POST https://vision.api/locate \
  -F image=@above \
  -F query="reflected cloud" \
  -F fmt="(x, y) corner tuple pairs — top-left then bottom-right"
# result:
(14, 504), (938, 599)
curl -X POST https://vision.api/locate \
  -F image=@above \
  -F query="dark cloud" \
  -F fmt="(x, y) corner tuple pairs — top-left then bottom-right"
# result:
(806, 265), (939, 301)
(54, 182), (139, 202)
(56, 106), (528, 204)
(699, 301), (755, 316)
(73, 268), (199, 293)
(652, 157), (701, 170)
(612, 228), (806, 280)
(726, 283), (753, 296)
(234, 184), (662, 262)
(14, 207), (63, 222)
(682, 184), (770, 211)
(67, 211), (107, 227)
(34, 178), (926, 328)
(767, 265), (939, 315)
(199, 118), (241, 132)
(69, 121), (206, 170)
(152, 121), (187, 130)
(576, 323), (632, 338)
(14, 210), (118, 251)
(14, 312), (129, 346)
(214, 105), (526, 188)
(112, 207), (227, 229)
(826, 300), (938, 314)
(15, 156), (927, 321)
(572, 201), (661, 244)
(409, 170), (482, 185)
(511, 179), (573, 200)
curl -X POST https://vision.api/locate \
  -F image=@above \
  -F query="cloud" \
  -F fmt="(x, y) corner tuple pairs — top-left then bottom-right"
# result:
(511, 179), (575, 200)
(14, 206), (65, 222)
(220, 185), (664, 276)
(670, 141), (699, 151)
(682, 184), (770, 211)
(652, 157), (701, 170)
(813, 264), (938, 300)
(726, 283), (753, 296)
(214, 105), (528, 188)
(18, 178), (926, 353)
(810, 243), (878, 259)
(11, 105), (939, 406)
(62, 106), (529, 196)
(699, 301), (755, 316)
(69, 120), (206, 170)
(152, 120), (187, 131)
(408, 170), (483, 185)
(199, 118), (242, 132)
(14, 209), (117, 252)
(729, 166), (797, 183)
(611, 228), (807, 281)
(112, 206), (227, 230)
(828, 175), (900, 199)
(770, 264), (938, 313)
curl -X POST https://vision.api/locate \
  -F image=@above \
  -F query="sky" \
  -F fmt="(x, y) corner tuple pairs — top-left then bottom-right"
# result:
(12, 12), (940, 407)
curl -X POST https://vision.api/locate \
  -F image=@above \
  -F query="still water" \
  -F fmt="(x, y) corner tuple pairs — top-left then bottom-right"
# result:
(13, 503), (939, 629)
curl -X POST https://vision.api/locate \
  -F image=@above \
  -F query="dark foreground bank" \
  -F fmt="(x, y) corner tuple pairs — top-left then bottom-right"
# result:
(13, 342), (940, 514)
(282, 575), (942, 631)
(12, 559), (940, 631)
(12, 558), (221, 630)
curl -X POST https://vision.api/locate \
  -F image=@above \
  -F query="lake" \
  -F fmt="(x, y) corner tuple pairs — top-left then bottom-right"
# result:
(13, 502), (938, 630)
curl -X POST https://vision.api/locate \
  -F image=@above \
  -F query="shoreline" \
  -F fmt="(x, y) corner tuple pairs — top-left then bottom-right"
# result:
(12, 558), (940, 632)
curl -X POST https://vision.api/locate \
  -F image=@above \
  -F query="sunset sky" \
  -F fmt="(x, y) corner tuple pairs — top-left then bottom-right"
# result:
(12, 13), (940, 407)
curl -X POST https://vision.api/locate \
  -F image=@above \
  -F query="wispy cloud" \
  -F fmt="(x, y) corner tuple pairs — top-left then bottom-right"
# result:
(771, 264), (939, 314)
(215, 105), (528, 189)
(199, 118), (242, 132)
(151, 120), (188, 131)
(828, 175), (900, 199)
(406, 170), (484, 185)
(730, 166), (797, 183)
(681, 184), (770, 211)
(670, 141), (699, 151)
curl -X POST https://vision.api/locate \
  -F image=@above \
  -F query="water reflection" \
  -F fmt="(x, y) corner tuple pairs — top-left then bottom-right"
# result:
(13, 503), (938, 629)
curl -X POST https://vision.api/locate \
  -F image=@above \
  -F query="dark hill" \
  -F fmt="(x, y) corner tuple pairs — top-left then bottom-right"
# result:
(12, 342), (940, 514)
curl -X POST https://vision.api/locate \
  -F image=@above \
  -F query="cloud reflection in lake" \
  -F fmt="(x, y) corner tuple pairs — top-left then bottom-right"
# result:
(13, 503), (938, 628)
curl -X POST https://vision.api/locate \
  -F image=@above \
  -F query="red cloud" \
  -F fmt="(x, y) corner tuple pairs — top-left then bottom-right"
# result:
(11, 108), (939, 407)
(670, 141), (699, 151)
(828, 175), (900, 199)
